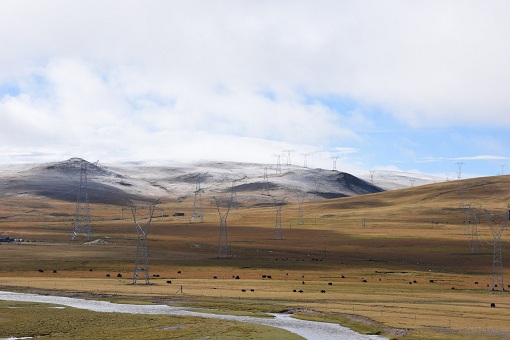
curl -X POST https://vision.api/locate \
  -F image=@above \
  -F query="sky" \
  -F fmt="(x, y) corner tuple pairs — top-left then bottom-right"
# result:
(1, 1), (510, 179)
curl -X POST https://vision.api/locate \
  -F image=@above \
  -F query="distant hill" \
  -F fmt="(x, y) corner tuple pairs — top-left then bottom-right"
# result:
(0, 158), (384, 206)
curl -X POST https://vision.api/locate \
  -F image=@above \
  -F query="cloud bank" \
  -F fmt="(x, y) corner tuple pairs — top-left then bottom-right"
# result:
(1, 1), (509, 175)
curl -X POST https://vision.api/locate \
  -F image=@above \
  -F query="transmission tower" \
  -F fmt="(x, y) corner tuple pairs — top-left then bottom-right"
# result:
(230, 176), (245, 209)
(273, 197), (284, 240)
(130, 200), (159, 285)
(409, 178), (415, 187)
(282, 149), (294, 166)
(463, 203), (472, 235)
(215, 196), (234, 258)
(369, 170), (375, 184)
(302, 153), (309, 168)
(484, 210), (508, 291)
(331, 155), (339, 171)
(469, 207), (480, 254)
(459, 183), (467, 208)
(273, 154), (282, 174)
(314, 177), (320, 193)
(72, 161), (91, 241)
(230, 181), (238, 209)
(297, 194), (305, 225)
(456, 161), (464, 180)
(262, 167), (270, 195)
(190, 175), (204, 223)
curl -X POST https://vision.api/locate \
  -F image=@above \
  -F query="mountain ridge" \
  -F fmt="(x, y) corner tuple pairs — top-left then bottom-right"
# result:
(0, 158), (384, 206)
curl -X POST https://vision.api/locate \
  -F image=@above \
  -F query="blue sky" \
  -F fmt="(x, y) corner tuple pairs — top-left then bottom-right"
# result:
(1, 1), (509, 179)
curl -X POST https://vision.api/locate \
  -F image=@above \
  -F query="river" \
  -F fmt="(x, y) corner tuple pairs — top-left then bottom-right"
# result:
(0, 290), (386, 339)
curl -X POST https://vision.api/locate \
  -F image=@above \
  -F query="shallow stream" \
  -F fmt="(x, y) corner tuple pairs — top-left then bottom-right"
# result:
(0, 290), (385, 339)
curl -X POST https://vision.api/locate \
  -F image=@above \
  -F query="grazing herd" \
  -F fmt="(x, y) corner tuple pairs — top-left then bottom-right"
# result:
(34, 268), (499, 307)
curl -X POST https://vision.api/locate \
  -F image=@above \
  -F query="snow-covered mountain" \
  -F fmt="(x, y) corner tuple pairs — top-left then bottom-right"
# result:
(0, 158), (436, 206)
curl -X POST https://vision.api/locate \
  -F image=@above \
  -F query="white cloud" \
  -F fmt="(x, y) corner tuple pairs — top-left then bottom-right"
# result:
(1, 1), (510, 168)
(412, 155), (509, 163)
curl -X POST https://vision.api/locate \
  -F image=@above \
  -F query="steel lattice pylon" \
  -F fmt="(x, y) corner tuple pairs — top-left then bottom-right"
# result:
(484, 210), (508, 291)
(215, 196), (233, 258)
(297, 195), (305, 225)
(130, 201), (158, 285)
(273, 197), (284, 240)
(72, 162), (91, 241)
(230, 177), (244, 210)
(331, 155), (339, 171)
(263, 167), (269, 195)
(273, 154), (282, 174)
(469, 208), (480, 255)
(463, 203), (472, 235)
(190, 179), (204, 223)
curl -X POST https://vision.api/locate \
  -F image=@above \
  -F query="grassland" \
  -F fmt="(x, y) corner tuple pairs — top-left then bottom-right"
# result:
(0, 300), (301, 339)
(2, 175), (510, 339)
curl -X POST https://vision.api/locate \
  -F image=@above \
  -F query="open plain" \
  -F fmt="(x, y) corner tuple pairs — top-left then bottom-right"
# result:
(1, 160), (510, 339)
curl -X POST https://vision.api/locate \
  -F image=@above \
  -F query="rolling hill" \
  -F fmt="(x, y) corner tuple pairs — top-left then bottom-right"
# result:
(0, 158), (386, 206)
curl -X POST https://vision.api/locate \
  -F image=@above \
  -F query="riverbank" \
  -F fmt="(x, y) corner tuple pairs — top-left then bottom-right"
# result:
(0, 288), (387, 340)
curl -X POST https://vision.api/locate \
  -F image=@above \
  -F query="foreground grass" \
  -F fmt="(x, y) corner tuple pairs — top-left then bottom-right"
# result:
(0, 300), (302, 340)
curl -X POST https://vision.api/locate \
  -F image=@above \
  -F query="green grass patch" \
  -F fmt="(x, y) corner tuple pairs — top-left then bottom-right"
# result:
(100, 297), (156, 305)
(173, 295), (287, 315)
(0, 301), (302, 340)
(189, 307), (274, 318)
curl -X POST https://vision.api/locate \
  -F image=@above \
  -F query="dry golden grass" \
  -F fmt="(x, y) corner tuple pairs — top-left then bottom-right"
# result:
(2, 175), (510, 338)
